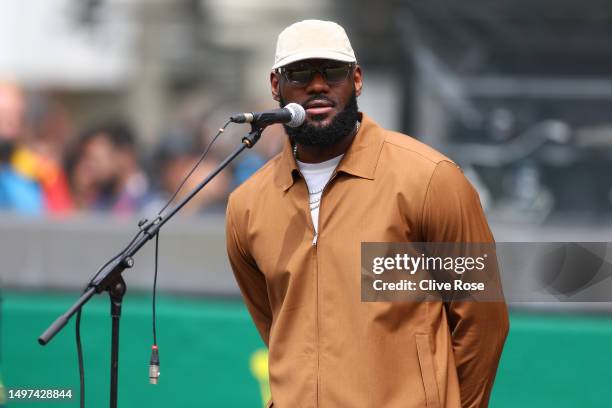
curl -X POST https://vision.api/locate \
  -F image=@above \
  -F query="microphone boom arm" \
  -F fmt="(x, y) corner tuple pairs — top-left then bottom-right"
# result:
(38, 125), (264, 345)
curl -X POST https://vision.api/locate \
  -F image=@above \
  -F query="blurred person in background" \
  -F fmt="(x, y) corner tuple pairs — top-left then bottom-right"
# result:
(145, 126), (231, 216)
(69, 120), (149, 214)
(0, 80), (72, 215)
(0, 80), (37, 213)
(24, 92), (75, 214)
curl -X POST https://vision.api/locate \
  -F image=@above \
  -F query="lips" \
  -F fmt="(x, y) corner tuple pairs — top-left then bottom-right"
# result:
(304, 99), (335, 116)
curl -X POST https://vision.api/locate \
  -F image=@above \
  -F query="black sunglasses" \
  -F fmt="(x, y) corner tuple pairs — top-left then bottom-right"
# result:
(277, 63), (355, 87)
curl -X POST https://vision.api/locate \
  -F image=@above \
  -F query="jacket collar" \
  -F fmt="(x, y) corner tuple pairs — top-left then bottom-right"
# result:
(274, 113), (385, 191)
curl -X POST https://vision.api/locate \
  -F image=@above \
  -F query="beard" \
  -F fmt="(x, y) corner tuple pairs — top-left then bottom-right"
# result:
(280, 90), (359, 148)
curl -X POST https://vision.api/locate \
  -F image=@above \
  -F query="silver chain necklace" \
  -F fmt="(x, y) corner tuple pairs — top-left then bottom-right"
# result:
(293, 120), (360, 210)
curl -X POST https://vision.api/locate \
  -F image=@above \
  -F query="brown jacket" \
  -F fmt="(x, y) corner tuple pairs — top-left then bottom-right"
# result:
(226, 113), (509, 408)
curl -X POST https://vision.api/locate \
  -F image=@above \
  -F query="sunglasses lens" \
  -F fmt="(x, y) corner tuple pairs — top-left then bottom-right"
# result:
(282, 64), (353, 86)
(286, 69), (313, 85)
(324, 66), (350, 83)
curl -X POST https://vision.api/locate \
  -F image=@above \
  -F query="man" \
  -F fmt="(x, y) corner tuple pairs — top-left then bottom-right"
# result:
(226, 20), (508, 408)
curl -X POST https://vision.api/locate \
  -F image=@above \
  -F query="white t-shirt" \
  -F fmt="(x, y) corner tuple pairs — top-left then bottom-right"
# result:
(296, 154), (344, 235)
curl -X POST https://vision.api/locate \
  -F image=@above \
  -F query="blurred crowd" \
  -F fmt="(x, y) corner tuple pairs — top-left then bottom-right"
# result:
(0, 80), (283, 218)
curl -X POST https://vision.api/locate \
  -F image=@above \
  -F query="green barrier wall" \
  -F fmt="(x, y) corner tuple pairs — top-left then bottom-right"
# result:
(1, 292), (266, 407)
(1, 292), (611, 407)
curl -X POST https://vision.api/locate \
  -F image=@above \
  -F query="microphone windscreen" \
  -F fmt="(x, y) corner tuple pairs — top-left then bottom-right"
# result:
(285, 103), (306, 127)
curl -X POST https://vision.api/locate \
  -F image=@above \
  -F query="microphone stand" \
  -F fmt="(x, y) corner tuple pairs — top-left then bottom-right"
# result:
(38, 125), (264, 408)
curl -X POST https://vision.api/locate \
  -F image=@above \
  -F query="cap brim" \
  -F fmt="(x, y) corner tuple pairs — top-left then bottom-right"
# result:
(272, 50), (356, 69)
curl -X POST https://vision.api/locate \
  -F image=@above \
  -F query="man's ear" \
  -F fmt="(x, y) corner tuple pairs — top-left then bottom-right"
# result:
(353, 65), (363, 97)
(270, 71), (280, 102)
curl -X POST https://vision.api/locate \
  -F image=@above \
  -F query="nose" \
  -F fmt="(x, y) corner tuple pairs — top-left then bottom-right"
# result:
(305, 70), (330, 94)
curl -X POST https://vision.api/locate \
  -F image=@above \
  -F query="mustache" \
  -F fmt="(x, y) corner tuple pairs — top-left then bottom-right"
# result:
(301, 94), (336, 107)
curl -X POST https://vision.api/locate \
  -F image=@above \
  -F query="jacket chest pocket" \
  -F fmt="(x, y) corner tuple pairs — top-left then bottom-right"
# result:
(415, 334), (441, 408)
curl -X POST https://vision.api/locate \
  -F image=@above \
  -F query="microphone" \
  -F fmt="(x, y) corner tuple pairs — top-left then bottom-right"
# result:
(230, 103), (305, 128)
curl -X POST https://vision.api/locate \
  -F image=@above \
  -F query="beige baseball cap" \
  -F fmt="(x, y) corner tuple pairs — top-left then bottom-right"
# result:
(272, 20), (356, 70)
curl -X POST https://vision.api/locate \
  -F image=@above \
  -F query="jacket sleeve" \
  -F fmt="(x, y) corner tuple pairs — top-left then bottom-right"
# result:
(226, 195), (273, 347)
(421, 160), (509, 408)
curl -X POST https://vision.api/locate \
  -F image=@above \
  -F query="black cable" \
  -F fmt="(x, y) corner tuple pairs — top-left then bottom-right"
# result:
(74, 119), (232, 397)
(152, 233), (159, 346)
(147, 121), (232, 384)
(156, 120), (231, 216)
(148, 219), (161, 386)
(76, 309), (85, 408)
(146, 121), (232, 385)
